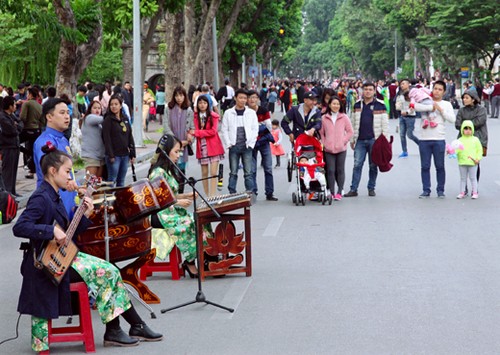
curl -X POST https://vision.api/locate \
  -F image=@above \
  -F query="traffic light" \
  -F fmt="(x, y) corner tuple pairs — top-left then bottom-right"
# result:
(278, 26), (285, 37)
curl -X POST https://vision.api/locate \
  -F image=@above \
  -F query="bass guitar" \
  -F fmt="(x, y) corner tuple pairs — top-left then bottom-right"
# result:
(35, 175), (97, 285)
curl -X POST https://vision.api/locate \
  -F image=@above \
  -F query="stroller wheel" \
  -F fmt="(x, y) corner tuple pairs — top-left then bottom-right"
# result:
(301, 193), (306, 206)
(328, 194), (333, 205)
(292, 192), (297, 205)
(322, 194), (326, 205)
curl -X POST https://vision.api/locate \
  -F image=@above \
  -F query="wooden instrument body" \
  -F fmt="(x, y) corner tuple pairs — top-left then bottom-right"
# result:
(196, 193), (252, 281)
(36, 238), (79, 285)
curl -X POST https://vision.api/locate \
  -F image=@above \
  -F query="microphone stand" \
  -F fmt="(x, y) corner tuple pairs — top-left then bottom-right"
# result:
(158, 148), (234, 313)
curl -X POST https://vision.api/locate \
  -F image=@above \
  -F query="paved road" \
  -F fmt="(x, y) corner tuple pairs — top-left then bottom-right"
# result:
(1, 113), (500, 354)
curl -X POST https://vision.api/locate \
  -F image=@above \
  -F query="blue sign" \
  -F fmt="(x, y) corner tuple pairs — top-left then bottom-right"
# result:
(461, 71), (469, 78)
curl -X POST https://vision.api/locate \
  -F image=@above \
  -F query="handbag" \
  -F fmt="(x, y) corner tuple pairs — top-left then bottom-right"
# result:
(482, 146), (487, 157)
(186, 143), (194, 156)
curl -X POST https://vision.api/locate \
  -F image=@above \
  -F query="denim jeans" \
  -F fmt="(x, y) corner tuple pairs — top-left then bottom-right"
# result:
(350, 138), (377, 192)
(106, 155), (129, 187)
(228, 145), (254, 193)
(252, 143), (274, 196)
(418, 140), (446, 194)
(399, 116), (420, 153)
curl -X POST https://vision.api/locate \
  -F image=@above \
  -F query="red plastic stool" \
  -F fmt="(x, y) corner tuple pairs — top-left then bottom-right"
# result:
(39, 282), (95, 354)
(140, 245), (184, 280)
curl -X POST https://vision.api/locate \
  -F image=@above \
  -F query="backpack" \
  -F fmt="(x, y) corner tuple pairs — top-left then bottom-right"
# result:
(0, 190), (18, 224)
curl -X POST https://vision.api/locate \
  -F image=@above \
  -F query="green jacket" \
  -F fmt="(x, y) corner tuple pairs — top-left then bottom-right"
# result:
(457, 120), (483, 166)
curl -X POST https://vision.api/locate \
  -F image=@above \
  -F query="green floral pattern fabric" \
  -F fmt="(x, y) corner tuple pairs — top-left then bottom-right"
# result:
(71, 252), (131, 323)
(31, 316), (49, 352)
(149, 167), (198, 261)
(30, 252), (131, 351)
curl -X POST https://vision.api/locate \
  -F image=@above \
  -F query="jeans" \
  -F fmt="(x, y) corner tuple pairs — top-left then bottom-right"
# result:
(350, 138), (377, 192)
(418, 140), (446, 194)
(228, 145), (254, 193)
(491, 96), (500, 117)
(106, 155), (129, 187)
(399, 116), (420, 153)
(252, 143), (274, 196)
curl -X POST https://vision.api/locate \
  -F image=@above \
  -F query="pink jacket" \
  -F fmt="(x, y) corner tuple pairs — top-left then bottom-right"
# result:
(319, 112), (353, 154)
(409, 87), (432, 105)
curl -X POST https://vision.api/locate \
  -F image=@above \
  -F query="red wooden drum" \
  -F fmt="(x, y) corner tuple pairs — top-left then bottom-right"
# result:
(149, 176), (177, 209)
(113, 179), (161, 222)
(77, 217), (152, 263)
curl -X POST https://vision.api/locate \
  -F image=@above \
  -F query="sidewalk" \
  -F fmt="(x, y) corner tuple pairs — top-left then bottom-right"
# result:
(14, 120), (164, 209)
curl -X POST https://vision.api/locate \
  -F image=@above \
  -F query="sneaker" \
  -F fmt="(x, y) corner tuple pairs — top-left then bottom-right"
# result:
(308, 193), (315, 200)
(471, 192), (479, 199)
(344, 190), (358, 197)
(422, 119), (429, 129)
(266, 195), (278, 201)
(333, 193), (342, 201)
(368, 189), (376, 197)
(25, 173), (34, 179)
(398, 152), (408, 158)
(456, 192), (466, 199)
(419, 192), (430, 199)
(437, 192), (445, 199)
(429, 121), (438, 128)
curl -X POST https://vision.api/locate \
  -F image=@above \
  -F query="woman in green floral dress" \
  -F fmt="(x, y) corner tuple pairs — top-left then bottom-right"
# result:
(149, 134), (208, 277)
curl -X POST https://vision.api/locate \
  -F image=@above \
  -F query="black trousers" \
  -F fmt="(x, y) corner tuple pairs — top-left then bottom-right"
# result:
(1, 148), (19, 194)
(20, 129), (40, 173)
(324, 150), (347, 195)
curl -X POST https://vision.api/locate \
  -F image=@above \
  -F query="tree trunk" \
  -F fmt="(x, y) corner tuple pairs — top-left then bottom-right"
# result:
(141, 9), (163, 83)
(183, 0), (222, 86)
(53, 0), (103, 100)
(164, 11), (185, 100)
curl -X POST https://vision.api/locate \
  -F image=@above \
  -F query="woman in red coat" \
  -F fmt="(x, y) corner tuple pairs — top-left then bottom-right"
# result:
(190, 95), (225, 196)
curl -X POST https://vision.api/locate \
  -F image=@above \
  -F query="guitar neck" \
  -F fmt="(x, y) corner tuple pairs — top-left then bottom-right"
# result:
(65, 187), (94, 244)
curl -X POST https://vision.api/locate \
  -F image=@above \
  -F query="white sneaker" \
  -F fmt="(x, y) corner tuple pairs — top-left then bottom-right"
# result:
(456, 192), (466, 199)
(471, 192), (479, 199)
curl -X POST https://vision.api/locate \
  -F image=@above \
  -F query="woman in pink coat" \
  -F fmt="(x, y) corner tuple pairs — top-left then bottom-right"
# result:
(190, 95), (225, 197)
(319, 96), (353, 201)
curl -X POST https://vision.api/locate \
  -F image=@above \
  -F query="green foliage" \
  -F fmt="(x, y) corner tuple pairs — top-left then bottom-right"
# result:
(81, 41), (123, 83)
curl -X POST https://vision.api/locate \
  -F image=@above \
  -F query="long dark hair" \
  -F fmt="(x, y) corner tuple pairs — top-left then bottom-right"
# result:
(325, 96), (345, 114)
(196, 95), (212, 129)
(168, 86), (190, 110)
(149, 134), (182, 183)
(104, 94), (124, 120)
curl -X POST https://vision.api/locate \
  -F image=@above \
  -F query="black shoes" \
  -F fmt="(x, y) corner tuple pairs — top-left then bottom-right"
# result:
(266, 195), (278, 201)
(344, 190), (358, 197)
(104, 328), (140, 347)
(368, 189), (376, 197)
(129, 324), (163, 342)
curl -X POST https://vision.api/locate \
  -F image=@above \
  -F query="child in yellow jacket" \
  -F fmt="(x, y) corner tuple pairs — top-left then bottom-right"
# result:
(456, 120), (483, 199)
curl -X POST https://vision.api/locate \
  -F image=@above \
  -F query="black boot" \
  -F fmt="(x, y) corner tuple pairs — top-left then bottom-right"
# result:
(129, 324), (163, 342)
(104, 327), (140, 347)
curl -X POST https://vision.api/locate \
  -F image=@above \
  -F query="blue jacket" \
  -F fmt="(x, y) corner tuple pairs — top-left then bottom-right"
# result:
(13, 181), (91, 319)
(34, 127), (78, 218)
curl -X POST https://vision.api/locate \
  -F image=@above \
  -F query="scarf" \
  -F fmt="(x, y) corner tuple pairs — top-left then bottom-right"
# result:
(170, 105), (188, 163)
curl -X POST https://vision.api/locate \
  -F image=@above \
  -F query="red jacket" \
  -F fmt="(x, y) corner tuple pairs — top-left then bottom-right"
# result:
(371, 134), (394, 172)
(193, 111), (225, 159)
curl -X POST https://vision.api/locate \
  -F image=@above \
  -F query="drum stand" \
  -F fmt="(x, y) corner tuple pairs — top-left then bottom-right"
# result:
(158, 148), (234, 314)
(101, 189), (157, 319)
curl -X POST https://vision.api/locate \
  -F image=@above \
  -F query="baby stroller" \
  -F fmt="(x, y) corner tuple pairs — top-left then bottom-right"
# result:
(291, 134), (331, 206)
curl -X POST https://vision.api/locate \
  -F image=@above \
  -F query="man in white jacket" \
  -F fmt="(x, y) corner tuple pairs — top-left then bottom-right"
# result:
(416, 80), (456, 198)
(221, 89), (259, 194)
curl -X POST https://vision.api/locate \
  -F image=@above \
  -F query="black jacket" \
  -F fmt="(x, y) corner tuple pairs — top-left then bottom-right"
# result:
(0, 110), (23, 149)
(102, 114), (136, 159)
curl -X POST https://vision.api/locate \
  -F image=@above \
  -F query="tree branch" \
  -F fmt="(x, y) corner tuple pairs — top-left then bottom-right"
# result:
(217, 0), (250, 57)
